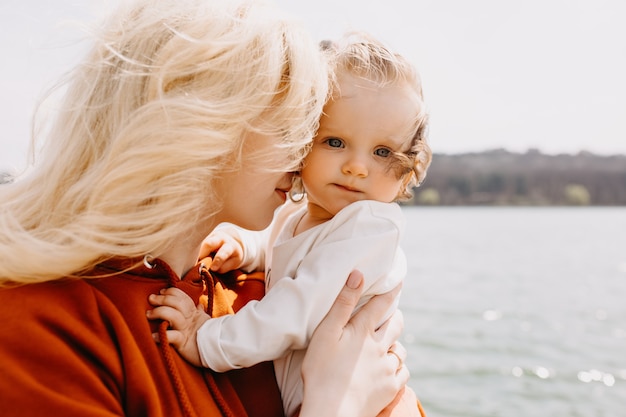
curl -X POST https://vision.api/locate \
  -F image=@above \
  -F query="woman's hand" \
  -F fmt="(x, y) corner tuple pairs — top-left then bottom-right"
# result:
(299, 271), (408, 417)
(147, 287), (210, 366)
(197, 230), (245, 273)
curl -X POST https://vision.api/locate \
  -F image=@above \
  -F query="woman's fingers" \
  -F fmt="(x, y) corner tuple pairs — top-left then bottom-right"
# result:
(349, 282), (402, 336)
(313, 270), (364, 339)
(387, 341), (408, 376)
(376, 308), (405, 348)
(393, 342), (410, 385)
(300, 272), (409, 416)
(389, 342), (407, 365)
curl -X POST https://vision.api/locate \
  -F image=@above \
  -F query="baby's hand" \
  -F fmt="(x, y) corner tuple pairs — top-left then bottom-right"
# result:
(147, 287), (210, 367)
(198, 230), (244, 273)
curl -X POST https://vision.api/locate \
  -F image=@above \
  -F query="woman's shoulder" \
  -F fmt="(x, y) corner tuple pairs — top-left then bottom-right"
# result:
(1, 278), (101, 303)
(0, 279), (116, 331)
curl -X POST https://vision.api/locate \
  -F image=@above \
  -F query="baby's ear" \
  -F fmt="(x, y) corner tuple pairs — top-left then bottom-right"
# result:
(402, 171), (415, 190)
(413, 142), (432, 186)
(395, 172), (414, 200)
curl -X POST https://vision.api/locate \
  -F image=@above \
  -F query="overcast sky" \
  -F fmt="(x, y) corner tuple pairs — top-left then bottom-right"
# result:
(2, 0), (625, 172)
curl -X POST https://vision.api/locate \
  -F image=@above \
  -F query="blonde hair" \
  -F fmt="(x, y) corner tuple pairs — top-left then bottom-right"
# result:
(317, 32), (432, 201)
(0, 0), (328, 285)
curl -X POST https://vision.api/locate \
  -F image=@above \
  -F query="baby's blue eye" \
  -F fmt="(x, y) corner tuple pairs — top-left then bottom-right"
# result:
(375, 148), (391, 157)
(326, 138), (343, 148)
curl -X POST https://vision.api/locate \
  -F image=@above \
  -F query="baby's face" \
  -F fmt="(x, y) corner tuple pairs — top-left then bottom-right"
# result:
(300, 74), (420, 219)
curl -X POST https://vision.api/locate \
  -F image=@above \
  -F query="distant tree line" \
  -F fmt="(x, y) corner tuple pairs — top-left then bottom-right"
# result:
(408, 149), (626, 206)
(3, 149), (626, 206)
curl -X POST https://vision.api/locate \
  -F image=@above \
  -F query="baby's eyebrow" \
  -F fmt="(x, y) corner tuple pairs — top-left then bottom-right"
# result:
(380, 136), (410, 151)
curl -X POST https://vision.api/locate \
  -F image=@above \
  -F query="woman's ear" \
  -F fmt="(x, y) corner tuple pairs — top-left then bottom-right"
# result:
(289, 172), (305, 202)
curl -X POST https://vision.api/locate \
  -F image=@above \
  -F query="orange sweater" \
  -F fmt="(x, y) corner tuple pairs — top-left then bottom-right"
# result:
(0, 258), (283, 417)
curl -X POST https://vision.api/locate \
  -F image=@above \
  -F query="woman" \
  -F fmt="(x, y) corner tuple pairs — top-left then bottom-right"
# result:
(0, 0), (409, 416)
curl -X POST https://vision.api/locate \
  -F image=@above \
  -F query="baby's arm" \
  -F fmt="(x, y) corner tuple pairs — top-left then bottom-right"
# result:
(195, 201), (404, 372)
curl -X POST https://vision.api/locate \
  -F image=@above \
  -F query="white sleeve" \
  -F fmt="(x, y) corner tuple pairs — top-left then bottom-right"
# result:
(196, 201), (405, 372)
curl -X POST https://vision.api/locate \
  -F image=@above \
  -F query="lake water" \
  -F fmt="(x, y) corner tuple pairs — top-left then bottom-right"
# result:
(399, 207), (626, 417)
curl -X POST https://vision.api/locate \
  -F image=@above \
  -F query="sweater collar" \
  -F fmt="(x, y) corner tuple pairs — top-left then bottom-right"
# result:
(96, 257), (208, 301)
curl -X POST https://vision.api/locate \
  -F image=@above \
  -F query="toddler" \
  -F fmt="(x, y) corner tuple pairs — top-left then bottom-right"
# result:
(151, 32), (432, 416)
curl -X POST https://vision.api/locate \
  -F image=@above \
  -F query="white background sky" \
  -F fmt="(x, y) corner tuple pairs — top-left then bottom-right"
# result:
(1, 0), (625, 172)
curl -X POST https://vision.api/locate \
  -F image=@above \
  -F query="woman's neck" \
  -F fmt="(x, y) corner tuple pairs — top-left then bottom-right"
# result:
(159, 221), (215, 277)
(159, 244), (201, 278)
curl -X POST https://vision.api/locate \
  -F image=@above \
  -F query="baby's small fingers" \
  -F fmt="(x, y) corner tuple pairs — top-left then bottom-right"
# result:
(147, 305), (185, 329)
(210, 245), (235, 271)
(209, 256), (224, 271)
(216, 258), (241, 273)
(152, 329), (184, 348)
(148, 288), (196, 315)
(147, 287), (184, 304)
(158, 286), (188, 298)
(199, 240), (219, 260)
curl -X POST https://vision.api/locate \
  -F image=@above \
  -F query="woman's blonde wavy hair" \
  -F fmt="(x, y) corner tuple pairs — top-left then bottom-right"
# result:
(292, 32), (432, 202)
(0, 0), (328, 285)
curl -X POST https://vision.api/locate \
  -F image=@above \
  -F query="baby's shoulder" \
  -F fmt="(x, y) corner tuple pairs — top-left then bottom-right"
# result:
(324, 201), (405, 239)
(337, 200), (404, 225)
